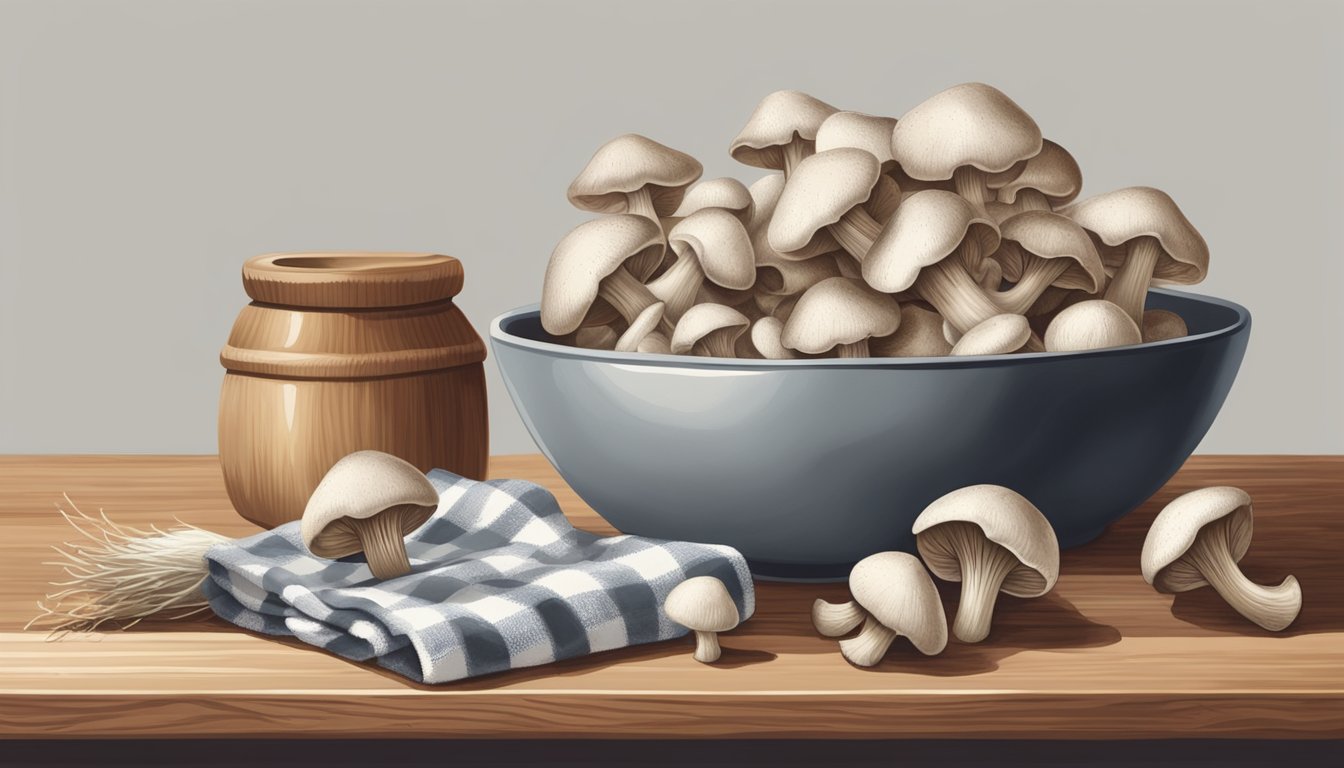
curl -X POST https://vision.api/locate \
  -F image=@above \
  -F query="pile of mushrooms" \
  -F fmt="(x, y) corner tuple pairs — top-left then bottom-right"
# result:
(540, 84), (1211, 358)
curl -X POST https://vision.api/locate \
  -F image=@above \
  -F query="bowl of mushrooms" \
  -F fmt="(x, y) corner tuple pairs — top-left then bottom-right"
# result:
(491, 83), (1250, 580)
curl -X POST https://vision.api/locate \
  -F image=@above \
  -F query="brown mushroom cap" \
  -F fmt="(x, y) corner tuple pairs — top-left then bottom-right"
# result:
(1067, 186), (1209, 285)
(567, 134), (703, 216)
(781, 277), (900, 355)
(863, 190), (1000, 294)
(730, 90), (838, 171)
(991, 139), (1083, 207)
(540, 215), (665, 336)
(891, 83), (1043, 182)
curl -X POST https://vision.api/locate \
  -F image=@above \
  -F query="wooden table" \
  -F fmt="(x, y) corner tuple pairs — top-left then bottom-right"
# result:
(0, 455), (1340, 740)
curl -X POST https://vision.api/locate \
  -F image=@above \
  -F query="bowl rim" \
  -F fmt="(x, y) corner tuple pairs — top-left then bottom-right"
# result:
(489, 288), (1250, 370)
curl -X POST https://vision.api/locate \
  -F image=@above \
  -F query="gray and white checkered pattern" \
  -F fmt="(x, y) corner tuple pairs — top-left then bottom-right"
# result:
(203, 469), (754, 684)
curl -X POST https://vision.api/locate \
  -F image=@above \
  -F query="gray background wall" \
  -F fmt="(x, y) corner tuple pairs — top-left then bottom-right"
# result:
(1, 0), (1340, 455)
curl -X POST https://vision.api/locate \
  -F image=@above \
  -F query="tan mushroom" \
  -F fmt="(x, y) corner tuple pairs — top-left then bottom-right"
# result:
(950, 314), (1031, 356)
(781, 277), (900, 358)
(812, 552), (947, 666)
(540, 215), (664, 336)
(301, 451), (440, 580)
(1044, 299), (1142, 352)
(749, 316), (797, 359)
(567, 134), (703, 222)
(614, 302), (666, 353)
(636, 330), (673, 355)
(863, 189), (1003, 334)
(573, 325), (619, 351)
(871, 305), (953, 357)
(768, 148), (893, 263)
(1067, 186), (1209, 327)
(990, 210), (1105, 315)
(671, 303), (751, 358)
(647, 208), (756, 322)
(730, 90), (838, 177)
(815, 111), (899, 173)
(663, 576), (741, 663)
(989, 139), (1083, 213)
(748, 173), (843, 295)
(1142, 487), (1301, 631)
(673, 177), (755, 224)
(913, 485), (1060, 643)
(1142, 309), (1189, 342)
(755, 291), (800, 323)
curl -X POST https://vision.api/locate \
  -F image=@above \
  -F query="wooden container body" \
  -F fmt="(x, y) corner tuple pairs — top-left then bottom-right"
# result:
(219, 253), (488, 529)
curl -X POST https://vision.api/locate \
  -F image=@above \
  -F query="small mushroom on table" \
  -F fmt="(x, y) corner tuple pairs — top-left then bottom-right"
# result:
(1067, 186), (1209, 328)
(663, 576), (741, 663)
(567, 133), (703, 224)
(913, 485), (1060, 643)
(1044, 299), (1143, 352)
(1142, 486), (1302, 631)
(812, 551), (948, 667)
(671, 303), (751, 358)
(301, 451), (440, 581)
(540, 215), (665, 337)
(730, 89), (838, 178)
(781, 277), (900, 358)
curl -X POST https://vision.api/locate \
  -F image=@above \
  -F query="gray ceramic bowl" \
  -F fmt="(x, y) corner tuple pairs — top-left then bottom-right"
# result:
(491, 289), (1250, 580)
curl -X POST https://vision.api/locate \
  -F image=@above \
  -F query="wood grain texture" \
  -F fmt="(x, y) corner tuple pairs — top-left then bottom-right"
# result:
(0, 455), (1340, 739)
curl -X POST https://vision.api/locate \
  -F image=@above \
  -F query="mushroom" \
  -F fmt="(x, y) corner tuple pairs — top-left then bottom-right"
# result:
(540, 215), (665, 336)
(1043, 299), (1142, 352)
(614, 302), (666, 353)
(1142, 309), (1189, 342)
(755, 291), (799, 323)
(646, 208), (756, 322)
(567, 133), (703, 222)
(1142, 487), (1301, 631)
(815, 110), (899, 172)
(749, 316), (798, 359)
(748, 172), (843, 295)
(913, 485), (1060, 643)
(813, 552), (947, 666)
(1067, 186), (1209, 327)
(672, 177), (755, 224)
(990, 210), (1105, 315)
(300, 450), (440, 580)
(573, 325), (619, 350)
(871, 304), (953, 357)
(950, 314), (1031, 356)
(671, 303), (751, 358)
(863, 189), (1003, 334)
(781, 277), (900, 358)
(989, 139), (1083, 213)
(768, 148), (892, 263)
(636, 330), (673, 355)
(663, 576), (741, 663)
(730, 89), (838, 177)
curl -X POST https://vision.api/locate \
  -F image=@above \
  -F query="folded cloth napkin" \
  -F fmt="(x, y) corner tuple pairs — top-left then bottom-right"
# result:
(203, 470), (754, 684)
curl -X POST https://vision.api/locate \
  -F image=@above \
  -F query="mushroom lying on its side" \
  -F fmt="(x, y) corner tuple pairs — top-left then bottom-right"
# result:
(813, 552), (948, 667)
(664, 576), (741, 663)
(950, 314), (1031, 356)
(1142, 487), (1301, 631)
(301, 451), (440, 580)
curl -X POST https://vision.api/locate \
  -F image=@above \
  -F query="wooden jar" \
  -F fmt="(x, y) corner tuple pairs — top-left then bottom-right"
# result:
(219, 253), (488, 529)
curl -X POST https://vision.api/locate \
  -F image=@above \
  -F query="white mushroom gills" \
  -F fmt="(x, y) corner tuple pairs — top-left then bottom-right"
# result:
(811, 597), (866, 636)
(1181, 515), (1302, 632)
(934, 521), (1023, 643)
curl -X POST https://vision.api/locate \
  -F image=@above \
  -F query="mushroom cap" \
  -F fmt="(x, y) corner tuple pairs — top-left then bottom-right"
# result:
(891, 83), (1043, 182)
(1141, 486), (1254, 592)
(670, 302), (751, 354)
(614, 301), (666, 353)
(950, 314), (1031, 356)
(664, 575), (741, 632)
(730, 90), (839, 170)
(300, 450), (440, 558)
(749, 316), (797, 359)
(781, 277), (900, 354)
(636, 330), (673, 355)
(871, 304), (953, 357)
(912, 484), (1060, 597)
(995, 210), (1106, 293)
(668, 208), (756, 290)
(863, 189), (1001, 293)
(1142, 309), (1188, 342)
(815, 111), (898, 169)
(1043, 299), (1142, 352)
(673, 177), (755, 222)
(768, 148), (883, 255)
(1066, 187), (1209, 285)
(848, 551), (948, 655)
(541, 215), (665, 336)
(567, 134), (704, 216)
(991, 139), (1083, 206)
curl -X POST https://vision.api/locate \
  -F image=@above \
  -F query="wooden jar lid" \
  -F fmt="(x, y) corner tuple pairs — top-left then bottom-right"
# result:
(242, 252), (464, 308)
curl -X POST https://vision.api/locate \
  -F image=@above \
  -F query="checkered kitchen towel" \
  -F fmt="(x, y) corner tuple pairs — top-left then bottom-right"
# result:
(202, 470), (754, 684)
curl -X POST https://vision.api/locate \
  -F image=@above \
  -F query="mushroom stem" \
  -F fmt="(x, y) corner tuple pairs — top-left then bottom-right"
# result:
(838, 615), (898, 667)
(916, 258), (1004, 333)
(993, 257), (1071, 315)
(782, 140), (811, 177)
(347, 512), (414, 580)
(647, 255), (704, 321)
(828, 206), (885, 262)
(1184, 517), (1303, 631)
(953, 166), (991, 217)
(597, 266), (658, 325)
(691, 630), (722, 663)
(624, 186), (660, 221)
(812, 598), (867, 637)
(943, 521), (1021, 643)
(1104, 236), (1162, 327)
(1015, 189), (1052, 212)
(835, 340), (869, 358)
